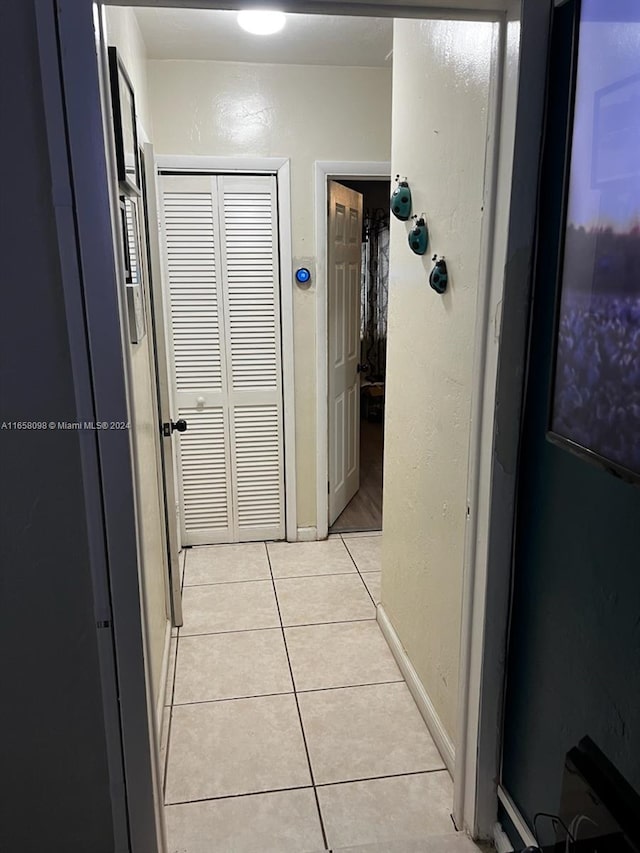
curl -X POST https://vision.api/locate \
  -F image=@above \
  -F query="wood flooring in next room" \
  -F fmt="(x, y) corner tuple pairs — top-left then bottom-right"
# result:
(330, 419), (384, 534)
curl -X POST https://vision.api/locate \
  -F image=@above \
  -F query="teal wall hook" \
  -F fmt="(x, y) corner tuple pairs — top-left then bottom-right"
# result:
(390, 175), (412, 221)
(408, 215), (429, 255)
(429, 255), (448, 294)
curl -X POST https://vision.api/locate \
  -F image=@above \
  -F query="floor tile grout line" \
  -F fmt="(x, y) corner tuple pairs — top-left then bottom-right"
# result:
(265, 543), (330, 852)
(341, 535), (378, 607)
(162, 767), (450, 808)
(164, 783), (315, 808)
(282, 617), (378, 631)
(167, 679), (408, 710)
(177, 626), (285, 641)
(298, 680), (405, 695)
(177, 617), (377, 639)
(347, 569), (381, 574)
(177, 625), (283, 638)
(168, 619), (386, 645)
(184, 576), (274, 587)
(360, 573), (378, 607)
(171, 690), (295, 708)
(275, 568), (379, 577)
(314, 767), (450, 788)
(182, 569), (366, 588)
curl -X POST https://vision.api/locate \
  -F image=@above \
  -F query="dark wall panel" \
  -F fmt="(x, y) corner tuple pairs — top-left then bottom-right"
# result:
(0, 2), (116, 850)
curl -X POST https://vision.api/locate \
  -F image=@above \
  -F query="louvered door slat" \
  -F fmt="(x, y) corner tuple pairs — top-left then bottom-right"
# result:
(178, 407), (230, 535)
(165, 187), (221, 394)
(220, 175), (284, 541)
(161, 172), (284, 546)
(161, 174), (233, 545)
(222, 182), (279, 394)
(234, 411), (282, 528)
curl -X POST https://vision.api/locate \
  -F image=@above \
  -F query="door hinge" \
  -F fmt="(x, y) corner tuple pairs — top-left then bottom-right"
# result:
(328, 480), (330, 493)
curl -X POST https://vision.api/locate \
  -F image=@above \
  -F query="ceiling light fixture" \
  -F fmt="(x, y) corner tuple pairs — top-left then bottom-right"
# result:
(237, 9), (286, 35)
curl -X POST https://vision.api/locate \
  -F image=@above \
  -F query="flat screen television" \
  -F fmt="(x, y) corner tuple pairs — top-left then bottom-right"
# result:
(547, 0), (640, 484)
(551, 736), (640, 852)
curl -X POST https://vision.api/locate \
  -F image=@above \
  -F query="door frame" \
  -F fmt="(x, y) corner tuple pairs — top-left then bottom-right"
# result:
(139, 142), (183, 629)
(315, 161), (391, 539)
(34, 2), (167, 849)
(156, 155), (298, 543)
(325, 179), (367, 527)
(33, 0), (552, 848)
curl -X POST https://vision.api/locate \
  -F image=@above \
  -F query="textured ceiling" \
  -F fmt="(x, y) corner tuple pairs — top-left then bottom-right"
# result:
(134, 8), (394, 66)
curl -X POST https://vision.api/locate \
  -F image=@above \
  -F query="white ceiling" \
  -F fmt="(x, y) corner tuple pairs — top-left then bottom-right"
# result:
(134, 8), (394, 66)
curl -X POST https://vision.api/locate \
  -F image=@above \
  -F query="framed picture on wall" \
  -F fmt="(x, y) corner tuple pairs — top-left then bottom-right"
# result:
(108, 47), (140, 196)
(547, 0), (640, 484)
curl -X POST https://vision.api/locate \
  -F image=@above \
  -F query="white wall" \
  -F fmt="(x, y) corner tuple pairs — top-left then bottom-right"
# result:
(381, 18), (496, 743)
(105, 6), (153, 139)
(105, 8), (168, 706)
(147, 59), (392, 529)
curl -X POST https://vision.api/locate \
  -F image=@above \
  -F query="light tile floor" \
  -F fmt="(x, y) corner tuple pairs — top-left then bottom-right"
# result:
(162, 534), (461, 853)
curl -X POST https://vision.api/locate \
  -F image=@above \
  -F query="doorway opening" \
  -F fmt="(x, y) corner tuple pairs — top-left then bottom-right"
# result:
(100, 3), (504, 846)
(328, 178), (390, 534)
(39, 0), (527, 848)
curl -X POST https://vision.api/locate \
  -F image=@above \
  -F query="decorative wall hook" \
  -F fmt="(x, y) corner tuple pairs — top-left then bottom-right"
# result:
(408, 215), (429, 255)
(429, 255), (448, 294)
(390, 175), (412, 221)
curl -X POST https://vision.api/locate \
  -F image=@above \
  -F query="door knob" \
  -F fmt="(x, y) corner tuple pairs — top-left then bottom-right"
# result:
(162, 419), (188, 437)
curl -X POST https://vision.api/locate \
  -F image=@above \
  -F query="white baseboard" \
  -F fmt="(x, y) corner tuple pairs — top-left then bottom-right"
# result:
(296, 526), (318, 542)
(156, 619), (172, 729)
(376, 604), (456, 774)
(497, 785), (538, 847)
(493, 822), (515, 853)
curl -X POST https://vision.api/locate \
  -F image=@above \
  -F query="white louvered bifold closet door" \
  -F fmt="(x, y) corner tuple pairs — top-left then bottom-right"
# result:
(160, 173), (285, 545)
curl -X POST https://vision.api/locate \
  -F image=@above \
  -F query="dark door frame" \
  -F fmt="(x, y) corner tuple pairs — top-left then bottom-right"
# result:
(33, 0), (551, 848)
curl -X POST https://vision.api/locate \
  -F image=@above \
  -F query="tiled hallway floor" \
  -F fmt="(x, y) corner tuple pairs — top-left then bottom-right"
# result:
(161, 534), (458, 853)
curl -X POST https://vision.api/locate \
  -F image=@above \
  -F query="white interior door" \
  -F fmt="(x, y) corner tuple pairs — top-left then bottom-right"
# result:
(328, 180), (363, 525)
(140, 143), (182, 626)
(159, 172), (285, 545)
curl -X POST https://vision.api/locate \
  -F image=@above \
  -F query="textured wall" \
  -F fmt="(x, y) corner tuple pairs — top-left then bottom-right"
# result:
(105, 6), (154, 138)
(382, 18), (495, 742)
(147, 59), (392, 528)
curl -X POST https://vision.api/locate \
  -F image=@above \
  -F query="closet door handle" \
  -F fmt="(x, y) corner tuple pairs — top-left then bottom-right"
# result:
(162, 419), (188, 437)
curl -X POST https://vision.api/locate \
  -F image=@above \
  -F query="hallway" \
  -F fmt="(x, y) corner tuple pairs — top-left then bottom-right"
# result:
(160, 536), (464, 852)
